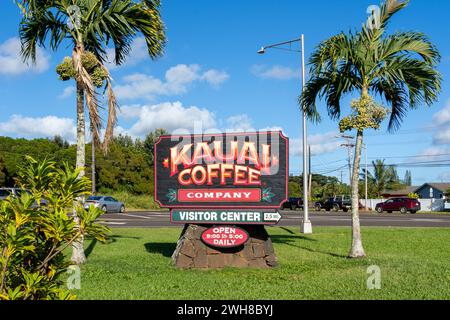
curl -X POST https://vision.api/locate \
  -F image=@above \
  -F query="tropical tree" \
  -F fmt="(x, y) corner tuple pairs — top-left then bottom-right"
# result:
(17, 0), (166, 264)
(362, 159), (401, 197)
(0, 157), (109, 300)
(404, 170), (412, 186)
(300, 0), (441, 257)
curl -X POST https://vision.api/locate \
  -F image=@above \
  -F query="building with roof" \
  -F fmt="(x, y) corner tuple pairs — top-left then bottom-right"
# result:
(381, 186), (419, 198)
(414, 183), (450, 199)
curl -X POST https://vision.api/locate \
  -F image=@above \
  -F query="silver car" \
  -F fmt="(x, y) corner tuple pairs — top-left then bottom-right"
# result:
(0, 188), (48, 207)
(84, 196), (125, 213)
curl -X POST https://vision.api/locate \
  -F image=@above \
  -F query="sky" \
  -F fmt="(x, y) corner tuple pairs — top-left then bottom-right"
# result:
(0, 0), (449, 186)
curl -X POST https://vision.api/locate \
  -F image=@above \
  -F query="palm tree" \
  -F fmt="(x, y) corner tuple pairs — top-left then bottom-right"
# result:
(17, 0), (166, 264)
(362, 159), (400, 197)
(300, 0), (441, 258)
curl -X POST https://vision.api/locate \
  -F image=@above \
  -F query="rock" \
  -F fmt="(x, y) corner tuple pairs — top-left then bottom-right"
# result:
(248, 258), (269, 269)
(193, 254), (208, 268)
(208, 254), (225, 268)
(264, 239), (275, 255)
(252, 243), (265, 258)
(231, 255), (249, 268)
(180, 240), (195, 258)
(176, 253), (193, 268)
(265, 254), (278, 267)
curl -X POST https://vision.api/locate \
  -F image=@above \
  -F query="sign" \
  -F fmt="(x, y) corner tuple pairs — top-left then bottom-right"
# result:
(171, 210), (282, 225)
(154, 131), (288, 209)
(201, 226), (249, 248)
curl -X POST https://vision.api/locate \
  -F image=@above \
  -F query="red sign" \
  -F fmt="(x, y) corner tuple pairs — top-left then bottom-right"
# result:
(154, 131), (288, 209)
(201, 226), (249, 248)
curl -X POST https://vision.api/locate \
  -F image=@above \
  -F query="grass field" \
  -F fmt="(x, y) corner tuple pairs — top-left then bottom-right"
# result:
(73, 227), (450, 300)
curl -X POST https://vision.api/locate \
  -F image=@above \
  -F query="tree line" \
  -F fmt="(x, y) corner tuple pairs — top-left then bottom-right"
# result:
(0, 129), (167, 195)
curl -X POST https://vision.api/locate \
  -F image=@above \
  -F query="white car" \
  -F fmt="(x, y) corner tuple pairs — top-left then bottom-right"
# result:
(84, 196), (125, 213)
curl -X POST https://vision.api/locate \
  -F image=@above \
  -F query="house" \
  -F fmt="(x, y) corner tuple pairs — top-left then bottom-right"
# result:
(381, 186), (418, 198)
(414, 183), (450, 199)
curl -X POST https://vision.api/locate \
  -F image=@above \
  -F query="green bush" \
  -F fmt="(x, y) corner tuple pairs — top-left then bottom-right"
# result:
(0, 157), (110, 300)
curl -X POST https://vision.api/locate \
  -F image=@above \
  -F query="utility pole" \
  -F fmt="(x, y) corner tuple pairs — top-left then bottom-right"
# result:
(91, 126), (96, 195)
(338, 134), (355, 186)
(308, 144), (312, 197)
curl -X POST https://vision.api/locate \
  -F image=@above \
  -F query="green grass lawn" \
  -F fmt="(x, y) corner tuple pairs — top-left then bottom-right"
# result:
(73, 227), (450, 300)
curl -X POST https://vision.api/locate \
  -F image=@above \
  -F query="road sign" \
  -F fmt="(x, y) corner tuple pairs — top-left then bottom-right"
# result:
(154, 131), (288, 209)
(170, 209), (282, 225)
(201, 226), (249, 248)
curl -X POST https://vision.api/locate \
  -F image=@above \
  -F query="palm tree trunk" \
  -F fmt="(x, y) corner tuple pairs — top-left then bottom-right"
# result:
(71, 43), (87, 265)
(349, 129), (366, 258)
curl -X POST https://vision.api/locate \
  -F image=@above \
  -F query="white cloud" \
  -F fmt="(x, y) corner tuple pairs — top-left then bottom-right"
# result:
(225, 114), (254, 132)
(0, 115), (76, 142)
(59, 86), (75, 99)
(106, 37), (149, 70)
(0, 37), (50, 75)
(120, 101), (217, 136)
(115, 64), (229, 100)
(251, 65), (298, 80)
(165, 64), (201, 85)
(432, 99), (450, 126)
(119, 104), (144, 120)
(433, 127), (450, 145)
(201, 69), (230, 87)
(290, 131), (340, 156)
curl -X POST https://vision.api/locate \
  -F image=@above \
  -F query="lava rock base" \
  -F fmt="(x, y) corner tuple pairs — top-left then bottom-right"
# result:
(172, 224), (278, 269)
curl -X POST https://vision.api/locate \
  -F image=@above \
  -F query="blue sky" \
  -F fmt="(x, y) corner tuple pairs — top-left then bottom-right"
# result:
(0, 0), (449, 185)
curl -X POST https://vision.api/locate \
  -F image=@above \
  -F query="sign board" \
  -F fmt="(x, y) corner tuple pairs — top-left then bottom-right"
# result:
(201, 226), (249, 248)
(154, 131), (288, 209)
(170, 209), (282, 225)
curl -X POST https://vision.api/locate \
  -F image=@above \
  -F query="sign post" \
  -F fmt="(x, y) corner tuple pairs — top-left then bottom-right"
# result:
(154, 131), (288, 268)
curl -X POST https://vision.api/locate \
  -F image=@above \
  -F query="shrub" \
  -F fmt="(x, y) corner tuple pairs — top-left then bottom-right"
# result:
(0, 157), (109, 300)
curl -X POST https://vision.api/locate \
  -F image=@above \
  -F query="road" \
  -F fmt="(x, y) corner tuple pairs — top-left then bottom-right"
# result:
(99, 210), (450, 228)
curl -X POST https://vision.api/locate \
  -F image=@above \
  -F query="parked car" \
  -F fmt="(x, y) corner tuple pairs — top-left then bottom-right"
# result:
(0, 188), (48, 207)
(375, 198), (421, 214)
(84, 195), (125, 213)
(281, 197), (303, 210)
(314, 195), (362, 212)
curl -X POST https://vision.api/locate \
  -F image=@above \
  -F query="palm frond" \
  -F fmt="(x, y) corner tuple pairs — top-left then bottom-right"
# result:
(380, 31), (440, 65)
(380, 0), (409, 28)
(102, 70), (118, 154)
(19, 9), (68, 63)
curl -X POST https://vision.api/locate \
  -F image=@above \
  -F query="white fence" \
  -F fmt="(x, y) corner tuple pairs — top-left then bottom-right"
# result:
(360, 199), (446, 212)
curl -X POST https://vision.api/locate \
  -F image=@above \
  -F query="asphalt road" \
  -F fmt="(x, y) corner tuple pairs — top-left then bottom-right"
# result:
(99, 210), (450, 228)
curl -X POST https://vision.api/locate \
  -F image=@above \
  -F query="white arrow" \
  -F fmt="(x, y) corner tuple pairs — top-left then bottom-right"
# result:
(263, 212), (282, 222)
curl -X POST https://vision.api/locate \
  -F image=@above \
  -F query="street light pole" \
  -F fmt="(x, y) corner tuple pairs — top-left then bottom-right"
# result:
(258, 34), (312, 234)
(300, 34), (312, 234)
(364, 143), (368, 211)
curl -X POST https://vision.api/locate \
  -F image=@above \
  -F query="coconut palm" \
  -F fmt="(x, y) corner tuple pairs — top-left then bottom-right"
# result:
(17, 0), (166, 263)
(300, 0), (441, 257)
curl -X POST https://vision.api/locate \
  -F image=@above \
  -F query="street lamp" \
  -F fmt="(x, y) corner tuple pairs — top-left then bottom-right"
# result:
(258, 35), (312, 234)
